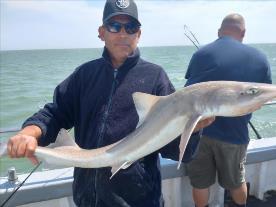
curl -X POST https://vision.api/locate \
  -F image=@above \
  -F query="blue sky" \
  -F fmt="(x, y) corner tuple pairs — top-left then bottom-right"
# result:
(1, 0), (276, 50)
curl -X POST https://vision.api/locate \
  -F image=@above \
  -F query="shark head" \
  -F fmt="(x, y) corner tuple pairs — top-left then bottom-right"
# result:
(188, 81), (276, 117)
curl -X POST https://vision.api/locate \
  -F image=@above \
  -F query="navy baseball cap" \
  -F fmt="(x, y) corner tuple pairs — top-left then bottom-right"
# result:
(103, 0), (141, 25)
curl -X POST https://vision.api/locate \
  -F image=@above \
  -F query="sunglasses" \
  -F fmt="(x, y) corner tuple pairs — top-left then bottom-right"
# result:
(104, 21), (140, 35)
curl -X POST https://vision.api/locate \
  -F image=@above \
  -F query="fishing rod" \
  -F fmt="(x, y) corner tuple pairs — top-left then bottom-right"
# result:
(251, 100), (276, 139)
(185, 25), (200, 46)
(248, 122), (262, 139)
(0, 127), (73, 205)
(0, 128), (20, 133)
(0, 127), (72, 134)
(184, 25), (200, 49)
(183, 25), (276, 139)
(0, 162), (42, 207)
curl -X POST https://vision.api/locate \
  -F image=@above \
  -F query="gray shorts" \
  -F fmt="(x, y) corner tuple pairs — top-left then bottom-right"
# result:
(186, 135), (248, 189)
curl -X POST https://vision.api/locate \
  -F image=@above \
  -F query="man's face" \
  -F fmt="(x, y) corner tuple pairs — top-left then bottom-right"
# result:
(98, 15), (141, 64)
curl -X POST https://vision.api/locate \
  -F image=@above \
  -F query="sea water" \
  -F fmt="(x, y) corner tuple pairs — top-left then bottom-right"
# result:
(0, 44), (275, 176)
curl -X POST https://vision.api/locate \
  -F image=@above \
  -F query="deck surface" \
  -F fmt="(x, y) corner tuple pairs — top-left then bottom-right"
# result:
(225, 190), (276, 207)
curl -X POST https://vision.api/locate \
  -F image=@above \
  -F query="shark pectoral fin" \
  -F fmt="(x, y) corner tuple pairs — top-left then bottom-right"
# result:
(132, 92), (163, 128)
(110, 161), (133, 179)
(177, 115), (202, 169)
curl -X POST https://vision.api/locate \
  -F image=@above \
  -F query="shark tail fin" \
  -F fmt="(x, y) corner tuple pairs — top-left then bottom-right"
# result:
(110, 161), (133, 179)
(177, 115), (202, 169)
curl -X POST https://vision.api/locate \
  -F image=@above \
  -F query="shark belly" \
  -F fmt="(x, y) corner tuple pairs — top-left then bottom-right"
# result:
(35, 146), (118, 168)
(110, 115), (187, 163)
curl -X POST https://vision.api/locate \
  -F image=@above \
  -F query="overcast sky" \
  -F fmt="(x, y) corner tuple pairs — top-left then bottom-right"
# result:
(1, 0), (276, 51)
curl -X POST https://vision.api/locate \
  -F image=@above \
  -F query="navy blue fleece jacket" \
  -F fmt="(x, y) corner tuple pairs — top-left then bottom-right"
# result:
(23, 47), (185, 207)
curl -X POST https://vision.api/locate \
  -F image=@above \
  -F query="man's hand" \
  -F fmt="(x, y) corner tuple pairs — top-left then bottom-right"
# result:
(193, 117), (215, 133)
(8, 134), (39, 164)
(7, 125), (42, 164)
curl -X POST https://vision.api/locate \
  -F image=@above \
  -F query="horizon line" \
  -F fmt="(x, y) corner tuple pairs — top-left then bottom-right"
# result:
(1, 42), (276, 52)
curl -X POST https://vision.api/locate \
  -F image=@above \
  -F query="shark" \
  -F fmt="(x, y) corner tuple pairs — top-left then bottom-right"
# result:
(1, 81), (276, 178)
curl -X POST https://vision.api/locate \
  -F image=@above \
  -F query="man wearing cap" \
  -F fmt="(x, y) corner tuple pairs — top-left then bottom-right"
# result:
(7, 0), (213, 206)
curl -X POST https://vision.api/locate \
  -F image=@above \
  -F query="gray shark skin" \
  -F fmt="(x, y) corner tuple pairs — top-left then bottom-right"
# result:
(1, 81), (276, 178)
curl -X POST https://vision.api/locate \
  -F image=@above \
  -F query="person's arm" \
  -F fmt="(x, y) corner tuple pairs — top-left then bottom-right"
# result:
(7, 66), (81, 164)
(193, 117), (215, 133)
(22, 67), (81, 146)
(7, 125), (42, 164)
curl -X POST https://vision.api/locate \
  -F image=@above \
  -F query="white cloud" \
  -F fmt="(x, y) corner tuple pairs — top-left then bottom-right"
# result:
(1, 0), (276, 50)
(137, 1), (276, 46)
(0, 0), (105, 50)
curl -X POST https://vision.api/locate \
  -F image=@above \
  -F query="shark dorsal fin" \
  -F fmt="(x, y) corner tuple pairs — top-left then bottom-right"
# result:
(47, 129), (79, 149)
(132, 92), (161, 128)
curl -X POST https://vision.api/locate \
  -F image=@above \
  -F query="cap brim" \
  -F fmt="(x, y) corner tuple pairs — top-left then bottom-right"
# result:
(103, 12), (141, 26)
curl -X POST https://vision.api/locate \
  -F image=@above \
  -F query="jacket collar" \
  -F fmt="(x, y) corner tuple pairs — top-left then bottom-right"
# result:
(102, 47), (140, 71)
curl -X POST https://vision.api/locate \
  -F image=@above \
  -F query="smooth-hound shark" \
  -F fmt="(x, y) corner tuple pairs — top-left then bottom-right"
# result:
(1, 81), (276, 178)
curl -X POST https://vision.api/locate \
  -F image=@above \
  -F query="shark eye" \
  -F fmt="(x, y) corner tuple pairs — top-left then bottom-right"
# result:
(244, 87), (259, 95)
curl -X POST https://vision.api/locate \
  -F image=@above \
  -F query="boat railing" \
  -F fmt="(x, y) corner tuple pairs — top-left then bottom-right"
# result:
(1, 137), (276, 207)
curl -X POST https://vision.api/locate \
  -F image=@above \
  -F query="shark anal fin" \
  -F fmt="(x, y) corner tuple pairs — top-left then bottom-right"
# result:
(177, 115), (202, 169)
(110, 161), (133, 179)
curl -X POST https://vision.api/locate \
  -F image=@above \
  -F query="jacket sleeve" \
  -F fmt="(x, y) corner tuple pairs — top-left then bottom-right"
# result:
(154, 68), (175, 96)
(22, 68), (81, 146)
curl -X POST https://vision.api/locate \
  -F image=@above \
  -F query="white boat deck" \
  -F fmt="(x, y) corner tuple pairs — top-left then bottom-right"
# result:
(1, 137), (276, 207)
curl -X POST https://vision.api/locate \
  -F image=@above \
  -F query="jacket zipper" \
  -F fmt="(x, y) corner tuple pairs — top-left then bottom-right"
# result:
(94, 69), (118, 207)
